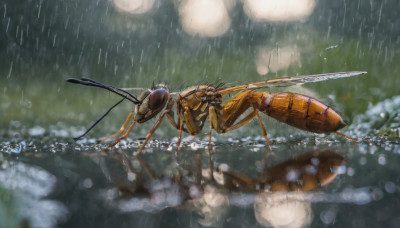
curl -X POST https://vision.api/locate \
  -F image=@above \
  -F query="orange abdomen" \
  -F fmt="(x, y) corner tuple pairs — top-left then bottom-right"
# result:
(260, 93), (346, 133)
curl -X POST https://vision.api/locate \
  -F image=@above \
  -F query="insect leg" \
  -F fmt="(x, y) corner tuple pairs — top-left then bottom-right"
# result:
(208, 106), (217, 152)
(208, 106), (216, 180)
(176, 122), (183, 156)
(136, 157), (157, 180)
(165, 96), (180, 130)
(223, 109), (272, 150)
(255, 111), (272, 150)
(224, 110), (257, 132)
(163, 97), (185, 154)
(98, 112), (133, 143)
(334, 131), (359, 142)
(105, 120), (137, 150)
(136, 110), (169, 155)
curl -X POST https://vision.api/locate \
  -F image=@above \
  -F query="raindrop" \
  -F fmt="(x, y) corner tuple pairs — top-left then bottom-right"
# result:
(127, 172), (136, 182)
(218, 163), (229, 172)
(37, 0), (42, 18)
(305, 165), (317, 175)
(76, 23), (80, 38)
(286, 168), (300, 182)
(332, 165), (347, 174)
(320, 209), (336, 224)
(140, 49), (144, 63)
(311, 158), (320, 166)
(29, 126), (46, 136)
(359, 156), (367, 165)
(325, 44), (339, 51)
(64, 16), (69, 30)
(189, 185), (202, 199)
(105, 51), (108, 68)
(378, 2), (383, 24)
(50, 129), (69, 138)
(384, 181), (396, 194)
(6, 17), (10, 32)
(377, 154), (386, 165)
(7, 61), (13, 78)
(347, 167), (355, 176)
(52, 34), (57, 47)
(98, 48), (102, 64)
(82, 178), (93, 189)
(20, 29), (23, 45)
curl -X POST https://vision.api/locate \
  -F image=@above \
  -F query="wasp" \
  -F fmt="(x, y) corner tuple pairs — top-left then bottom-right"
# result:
(67, 71), (366, 155)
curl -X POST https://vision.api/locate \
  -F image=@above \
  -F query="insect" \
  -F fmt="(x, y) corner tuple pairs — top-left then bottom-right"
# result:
(67, 71), (366, 155)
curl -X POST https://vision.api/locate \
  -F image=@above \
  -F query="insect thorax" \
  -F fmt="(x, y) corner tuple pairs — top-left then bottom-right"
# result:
(176, 85), (223, 134)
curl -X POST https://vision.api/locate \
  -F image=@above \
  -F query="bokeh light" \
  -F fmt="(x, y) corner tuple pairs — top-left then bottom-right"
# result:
(179, 0), (232, 37)
(112, 0), (155, 14)
(256, 46), (301, 75)
(254, 193), (313, 228)
(243, 0), (316, 22)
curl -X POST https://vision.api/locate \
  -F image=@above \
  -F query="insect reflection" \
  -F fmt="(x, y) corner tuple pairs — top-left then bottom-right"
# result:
(89, 148), (347, 227)
(95, 149), (346, 211)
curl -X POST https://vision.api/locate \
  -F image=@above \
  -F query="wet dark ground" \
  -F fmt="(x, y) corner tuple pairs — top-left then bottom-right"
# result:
(1, 96), (399, 228)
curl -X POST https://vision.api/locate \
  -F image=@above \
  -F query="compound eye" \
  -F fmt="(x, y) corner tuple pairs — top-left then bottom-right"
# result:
(148, 88), (168, 110)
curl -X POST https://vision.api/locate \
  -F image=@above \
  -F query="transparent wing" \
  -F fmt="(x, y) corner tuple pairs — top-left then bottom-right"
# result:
(217, 71), (367, 95)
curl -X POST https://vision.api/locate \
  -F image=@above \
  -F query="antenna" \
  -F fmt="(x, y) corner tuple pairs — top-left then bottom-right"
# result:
(67, 78), (141, 104)
(73, 98), (125, 140)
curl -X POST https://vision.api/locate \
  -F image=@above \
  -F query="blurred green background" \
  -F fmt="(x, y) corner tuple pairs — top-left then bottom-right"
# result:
(2, 0), (399, 138)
